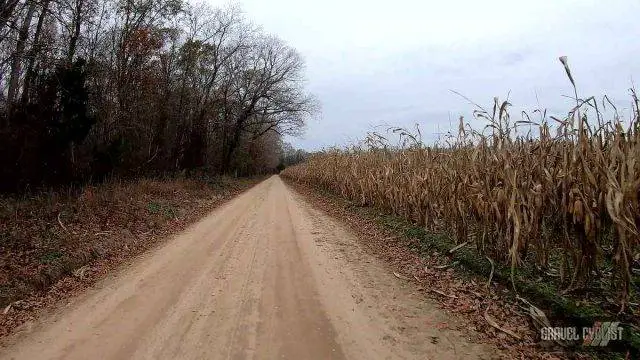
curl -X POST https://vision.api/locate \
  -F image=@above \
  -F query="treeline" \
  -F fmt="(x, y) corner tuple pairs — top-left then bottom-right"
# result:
(0, 0), (316, 191)
(277, 141), (308, 171)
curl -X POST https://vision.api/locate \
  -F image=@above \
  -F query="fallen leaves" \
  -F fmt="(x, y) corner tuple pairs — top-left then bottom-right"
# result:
(431, 261), (458, 270)
(484, 304), (521, 340)
(0, 176), (263, 339)
(429, 288), (458, 299)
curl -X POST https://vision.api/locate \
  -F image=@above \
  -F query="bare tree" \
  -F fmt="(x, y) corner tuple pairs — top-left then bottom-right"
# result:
(220, 35), (316, 171)
(6, 0), (35, 109)
(0, 0), (317, 190)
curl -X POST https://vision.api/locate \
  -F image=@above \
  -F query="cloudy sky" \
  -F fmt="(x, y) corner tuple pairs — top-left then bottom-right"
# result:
(211, 0), (640, 149)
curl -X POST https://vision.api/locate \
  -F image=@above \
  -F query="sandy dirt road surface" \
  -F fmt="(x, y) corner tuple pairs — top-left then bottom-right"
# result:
(1, 176), (494, 360)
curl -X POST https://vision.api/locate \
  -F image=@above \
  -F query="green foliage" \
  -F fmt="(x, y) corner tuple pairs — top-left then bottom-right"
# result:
(40, 251), (63, 264)
(147, 201), (178, 219)
(147, 202), (161, 214)
(50, 58), (95, 147)
(0, 58), (95, 190)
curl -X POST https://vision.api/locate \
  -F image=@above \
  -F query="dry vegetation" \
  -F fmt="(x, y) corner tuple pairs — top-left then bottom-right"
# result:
(282, 61), (640, 314)
(0, 175), (260, 334)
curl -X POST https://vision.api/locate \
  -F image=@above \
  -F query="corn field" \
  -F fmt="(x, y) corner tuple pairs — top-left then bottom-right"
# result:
(282, 66), (640, 306)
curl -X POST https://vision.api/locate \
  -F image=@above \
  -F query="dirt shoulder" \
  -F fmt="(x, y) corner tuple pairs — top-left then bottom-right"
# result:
(0, 175), (263, 339)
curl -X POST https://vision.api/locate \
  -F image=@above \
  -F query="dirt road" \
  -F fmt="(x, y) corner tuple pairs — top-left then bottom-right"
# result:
(1, 176), (494, 360)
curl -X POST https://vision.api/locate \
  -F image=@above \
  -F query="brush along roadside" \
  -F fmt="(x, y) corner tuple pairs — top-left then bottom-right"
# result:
(0, 176), (264, 338)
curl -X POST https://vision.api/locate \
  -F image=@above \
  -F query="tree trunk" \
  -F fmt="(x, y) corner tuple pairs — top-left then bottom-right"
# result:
(21, 0), (50, 104)
(6, 1), (36, 113)
(66, 0), (83, 63)
(222, 109), (251, 172)
(0, 0), (21, 41)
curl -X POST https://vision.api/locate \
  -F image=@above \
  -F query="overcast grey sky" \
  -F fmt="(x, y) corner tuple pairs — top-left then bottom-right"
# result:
(211, 0), (640, 149)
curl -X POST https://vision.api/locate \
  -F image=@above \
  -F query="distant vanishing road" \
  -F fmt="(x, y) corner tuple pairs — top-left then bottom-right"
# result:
(1, 176), (492, 360)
